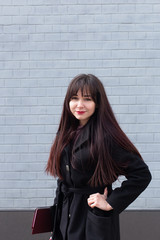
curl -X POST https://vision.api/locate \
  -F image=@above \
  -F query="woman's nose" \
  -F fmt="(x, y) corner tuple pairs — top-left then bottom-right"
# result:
(77, 100), (84, 107)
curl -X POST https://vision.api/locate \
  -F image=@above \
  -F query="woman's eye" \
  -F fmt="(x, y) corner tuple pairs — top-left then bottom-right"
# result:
(71, 96), (78, 100)
(84, 98), (92, 101)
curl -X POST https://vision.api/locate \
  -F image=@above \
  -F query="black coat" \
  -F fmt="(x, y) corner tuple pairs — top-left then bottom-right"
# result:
(53, 123), (151, 240)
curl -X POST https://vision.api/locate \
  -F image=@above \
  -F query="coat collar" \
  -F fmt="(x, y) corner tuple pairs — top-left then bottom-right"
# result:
(73, 122), (90, 151)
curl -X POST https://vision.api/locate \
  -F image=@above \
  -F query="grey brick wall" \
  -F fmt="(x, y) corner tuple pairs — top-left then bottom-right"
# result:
(0, 1), (160, 210)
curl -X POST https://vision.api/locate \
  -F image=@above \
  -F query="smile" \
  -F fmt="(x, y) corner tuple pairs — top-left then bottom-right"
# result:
(76, 111), (86, 115)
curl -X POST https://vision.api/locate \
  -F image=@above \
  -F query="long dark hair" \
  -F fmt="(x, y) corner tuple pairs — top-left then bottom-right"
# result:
(46, 74), (142, 187)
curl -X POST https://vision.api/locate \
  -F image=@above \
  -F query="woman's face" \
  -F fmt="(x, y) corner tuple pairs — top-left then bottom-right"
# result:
(69, 89), (96, 126)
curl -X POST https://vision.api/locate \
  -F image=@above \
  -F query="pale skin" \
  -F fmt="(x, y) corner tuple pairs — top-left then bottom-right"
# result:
(69, 89), (96, 126)
(87, 187), (113, 211)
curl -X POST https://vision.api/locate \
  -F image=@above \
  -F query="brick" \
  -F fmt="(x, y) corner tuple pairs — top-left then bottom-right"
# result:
(136, 96), (154, 105)
(12, 16), (28, 24)
(46, 87), (61, 96)
(113, 104), (129, 114)
(153, 4), (160, 12)
(0, 52), (12, 60)
(154, 153), (160, 161)
(14, 199), (30, 208)
(12, 145), (29, 153)
(45, 125), (58, 134)
(61, 15), (78, 25)
(37, 97), (53, 105)
(12, 52), (29, 60)
(0, 16), (12, 24)
(29, 33), (45, 42)
(45, 33), (61, 41)
(12, 0), (28, 4)
(52, 5), (68, 14)
(0, 34), (12, 42)
(147, 105), (160, 113)
(136, 4), (153, 13)
(28, 16), (44, 25)
(0, 70), (13, 78)
(146, 198), (160, 208)
(54, 79), (69, 87)
(0, 88), (13, 97)
(67, 5), (101, 14)
(112, 14), (136, 24)
(5, 189), (21, 198)
(4, 135), (20, 144)
(4, 61), (20, 70)
(46, 106), (62, 114)
(36, 25), (53, 33)
(0, 126), (28, 134)
(36, 153), (49, 162)
(136, 133), (154, 143)
(14, 107), (30, 115)
(0, 97), (5, 105)
(129, 105), (147, 114)
(112, 68), (129, 77)
(0, 106), (14, 115)
(129, 86), (146, 95)
(119, 4), (136, 13)
(0, 135), (4, 144)
(119, 24), (135, 31)
(0, 199), (14, 209)
(0, 0), (12, 4)
(2, 6), (19, 15)
(94, 50), (112, 59)
(36, 134), (53, 144)
(136, 59), (155, 67)
(119, 78), (137, 85)
(143, 188), (160, 198)
(19, 25), (36, 34)
(1, 42), (19, 52)
(112, 32), (129, 40)
(102, 5), (118, 13)
(119, 40), (136, 49)
(142, 153), (154, 162)
(29, 198), (46, 208)
(19, 6), (35, 15)
(153, 171), (160, 179)
(78, 15), (95, 24)
(28, 125), (45, 134)
(3, 25), (20, 34)
(127, 198), (146, 209)
(119, 114), (137, 124)
(68, 24), (86, 33)
(77, 0), (101, 3)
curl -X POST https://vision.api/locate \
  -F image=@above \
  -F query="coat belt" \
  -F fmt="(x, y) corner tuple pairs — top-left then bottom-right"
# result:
(61, 183), (105, 196)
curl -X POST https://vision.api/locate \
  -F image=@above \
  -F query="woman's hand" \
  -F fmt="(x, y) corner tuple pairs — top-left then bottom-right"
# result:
(87, 187), (113, 211)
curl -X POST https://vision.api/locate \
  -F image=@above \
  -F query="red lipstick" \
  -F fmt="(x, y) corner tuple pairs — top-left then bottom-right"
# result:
(76, 111), (85, 115)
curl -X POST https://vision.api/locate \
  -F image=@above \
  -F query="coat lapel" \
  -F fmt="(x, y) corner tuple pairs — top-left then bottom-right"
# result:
(73, 123), (90, 151)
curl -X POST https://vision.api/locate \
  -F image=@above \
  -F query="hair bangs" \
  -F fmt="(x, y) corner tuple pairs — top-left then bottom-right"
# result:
(68, 75), (97, 103)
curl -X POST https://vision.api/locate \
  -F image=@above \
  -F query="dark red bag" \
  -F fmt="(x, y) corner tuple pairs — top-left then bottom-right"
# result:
(32, 206), (56, 234)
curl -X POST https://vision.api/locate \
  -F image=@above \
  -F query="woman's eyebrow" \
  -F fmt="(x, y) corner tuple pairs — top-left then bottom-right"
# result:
(83, 94), (91, 97)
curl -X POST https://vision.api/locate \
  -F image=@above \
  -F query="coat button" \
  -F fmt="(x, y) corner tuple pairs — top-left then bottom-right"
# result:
(69, 213), (71, 218)
(66, 164), (69, 171)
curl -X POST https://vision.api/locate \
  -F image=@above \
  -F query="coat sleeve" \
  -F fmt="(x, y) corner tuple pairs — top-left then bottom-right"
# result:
(53, 178), (62, 205)
(106, 144), (152, 214)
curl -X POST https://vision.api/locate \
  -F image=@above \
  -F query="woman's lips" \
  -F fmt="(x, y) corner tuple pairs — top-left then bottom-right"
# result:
(76, 111), (86, 115)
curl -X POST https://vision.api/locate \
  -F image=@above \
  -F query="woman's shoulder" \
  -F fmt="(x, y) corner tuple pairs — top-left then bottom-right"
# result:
(110, 139), (141, 163)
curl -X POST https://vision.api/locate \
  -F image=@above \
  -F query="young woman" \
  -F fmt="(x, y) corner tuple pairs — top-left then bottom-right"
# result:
(46, 74), (151, 240)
